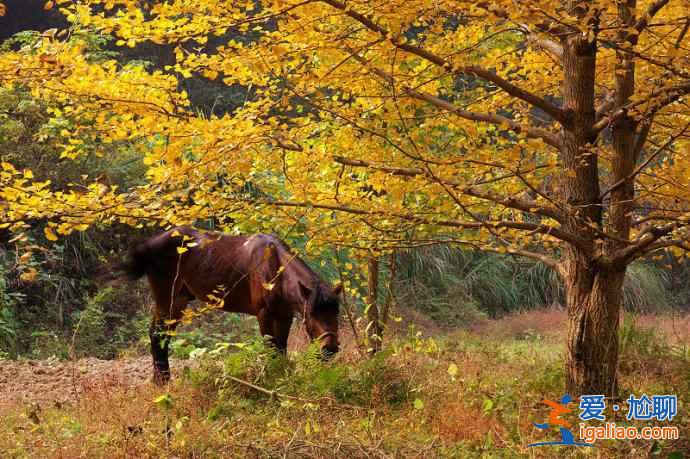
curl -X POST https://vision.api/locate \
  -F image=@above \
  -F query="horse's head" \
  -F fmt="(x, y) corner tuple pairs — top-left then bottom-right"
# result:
(299, 281), (343, 358)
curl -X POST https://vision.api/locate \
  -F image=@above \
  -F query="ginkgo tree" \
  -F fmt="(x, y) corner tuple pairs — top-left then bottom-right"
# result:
(1, 0), (689, 395)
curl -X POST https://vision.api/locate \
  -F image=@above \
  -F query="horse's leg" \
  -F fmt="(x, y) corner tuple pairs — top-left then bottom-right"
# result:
(149, 278), (191, 385)
(271, 313), (294, 354)
(150, 317), (177, 385)
(256, 308), (272, 346)
(257, 308), (293, 354)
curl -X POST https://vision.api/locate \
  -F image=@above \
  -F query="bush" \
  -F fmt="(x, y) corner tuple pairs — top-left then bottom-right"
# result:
(29, 330), (70, 359)
(0, 261), (21, 356)
(221, 337), (288, 389)
(206, 336), (413, 410)
(286, 344), (354, 401)
(71, 286), (149, 359)
(71, 295), (109, 358)
(0, 306), (18, 356)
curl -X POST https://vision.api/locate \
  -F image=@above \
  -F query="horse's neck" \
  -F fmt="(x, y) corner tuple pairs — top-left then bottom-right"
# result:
(277, 250), (317, 315)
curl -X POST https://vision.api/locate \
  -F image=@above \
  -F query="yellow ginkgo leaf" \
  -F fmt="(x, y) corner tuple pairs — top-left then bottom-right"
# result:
(262, 282), (275, 291)
(176, 246), (188, 254)
(20, 268), (38, 283)
(44, 1), (54, 10)
(44, 227), (58, 241)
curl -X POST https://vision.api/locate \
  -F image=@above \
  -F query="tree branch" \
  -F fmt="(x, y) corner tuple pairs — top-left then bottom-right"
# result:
(612, 222), (683, 263)
(526, 33), (564, 60)
(634, 0), (671, 34)
(342, 46), (561, 148)
(410, 91), (561, 148)
(640, 239), (690, 255)
(320, 0), (569, 125)
(474, 1), (576, 36)
(600, 119), (690, 199)
(592, 82), (690, 133)
(483, 246), (560, 270)
(332, 155), (562, 220)
(264, 199), (586, 249)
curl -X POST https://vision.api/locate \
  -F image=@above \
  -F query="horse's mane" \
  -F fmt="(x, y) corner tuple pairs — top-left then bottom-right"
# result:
(272, 237), (322, 285)
(269, 237), (337, 311)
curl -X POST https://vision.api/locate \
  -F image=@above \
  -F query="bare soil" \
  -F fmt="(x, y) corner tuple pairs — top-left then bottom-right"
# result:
(0, 356), (190, 410)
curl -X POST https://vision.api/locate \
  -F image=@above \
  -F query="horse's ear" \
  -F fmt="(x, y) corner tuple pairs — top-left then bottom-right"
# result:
(298, 281), (312, 301)
(332, 282), (343, 296)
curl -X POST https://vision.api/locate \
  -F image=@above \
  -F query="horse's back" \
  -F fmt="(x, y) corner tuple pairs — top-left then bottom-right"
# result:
(165, 229), (288, 313)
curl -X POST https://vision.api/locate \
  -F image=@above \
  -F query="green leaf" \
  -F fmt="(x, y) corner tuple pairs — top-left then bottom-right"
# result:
(153, 394), (173, 410)
(482, 398), (494, 414)
(413, 398), (424, 410)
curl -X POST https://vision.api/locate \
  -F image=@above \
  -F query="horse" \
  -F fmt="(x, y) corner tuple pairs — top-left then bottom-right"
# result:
(119, 226), (342, 384)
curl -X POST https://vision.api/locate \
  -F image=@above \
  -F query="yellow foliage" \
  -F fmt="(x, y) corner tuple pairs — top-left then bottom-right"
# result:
(0, 0), (687, 267)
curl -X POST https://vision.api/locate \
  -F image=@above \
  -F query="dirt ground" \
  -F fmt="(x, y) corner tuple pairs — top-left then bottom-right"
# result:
(0, 356), (190, 410)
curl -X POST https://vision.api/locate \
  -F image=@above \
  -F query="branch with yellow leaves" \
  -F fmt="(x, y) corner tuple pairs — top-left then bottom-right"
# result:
(610, 221), (688, 265)
(341, 45), (561, 148)
(592, 82), (690, 134)
(473, 1), (577, 37)
(634, 0), (672, 35)
(331, 155), (562, 221)
(320, 0), (569, 125)
(262, 199), (588, 251)
(600, 119), (690, 200)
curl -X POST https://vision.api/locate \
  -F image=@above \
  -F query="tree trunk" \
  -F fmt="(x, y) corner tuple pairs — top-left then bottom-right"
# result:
(366, 256), (381, 354)
(557, 5), (627, 395)
(380, 250), (397, 327)
(563, 0), (639, 397)
(564, 252), (625, 397)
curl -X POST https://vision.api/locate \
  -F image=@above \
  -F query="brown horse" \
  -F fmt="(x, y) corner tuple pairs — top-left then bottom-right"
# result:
(119, 226), (342, 384)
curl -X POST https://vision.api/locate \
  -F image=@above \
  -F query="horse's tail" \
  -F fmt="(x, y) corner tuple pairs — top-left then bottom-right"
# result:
(117, 230), (180, 280)
(117, 243), (152, 280)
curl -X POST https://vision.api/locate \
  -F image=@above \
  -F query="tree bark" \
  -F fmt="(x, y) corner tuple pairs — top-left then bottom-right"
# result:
(559, 12), (626, 395)
(564, 0), (639, 397)
(366, 256), (381, 354)
(564, 254), (625, 397)
(380, 250), (397, 327)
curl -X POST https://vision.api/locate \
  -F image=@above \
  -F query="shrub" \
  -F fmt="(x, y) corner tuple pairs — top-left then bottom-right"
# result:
(285, 343), (354, 401)
(71, 286), (149, 358)
(71, 296), (109, 358)
(208, 336), (413, 410)
(221, 337), (288, 391)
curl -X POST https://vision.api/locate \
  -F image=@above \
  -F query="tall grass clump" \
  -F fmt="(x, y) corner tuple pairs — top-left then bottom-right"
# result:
(394, 246), (675, 322)
(394, 247), (558, 320)
(623, 263), (672, 312)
